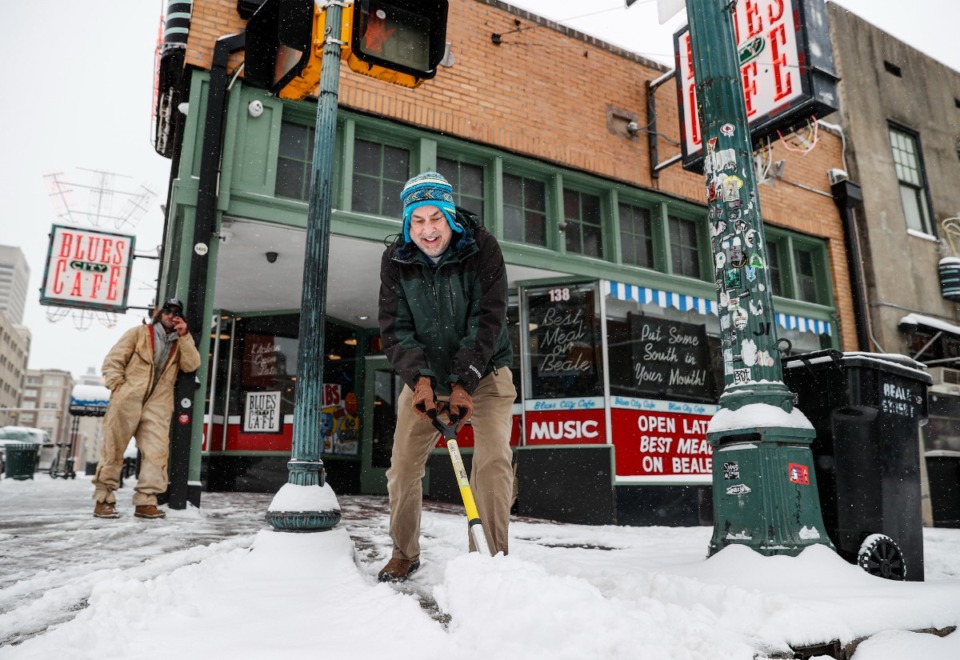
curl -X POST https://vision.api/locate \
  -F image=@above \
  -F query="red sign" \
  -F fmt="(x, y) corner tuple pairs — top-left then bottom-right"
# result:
(40, 225), (135, 312)
(674, 0), (838, 171)
(612, 406), (714, 482)
(788, 462), (810, 485)
(525, 409), (606, 446)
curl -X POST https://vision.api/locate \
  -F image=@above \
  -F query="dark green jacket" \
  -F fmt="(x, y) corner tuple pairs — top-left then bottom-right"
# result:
(378, 209), (512, 395)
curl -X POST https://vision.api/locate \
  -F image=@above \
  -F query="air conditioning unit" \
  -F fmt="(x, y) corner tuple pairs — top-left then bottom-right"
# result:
(828, 168), (849, 186)
(928, 366), (960, 394)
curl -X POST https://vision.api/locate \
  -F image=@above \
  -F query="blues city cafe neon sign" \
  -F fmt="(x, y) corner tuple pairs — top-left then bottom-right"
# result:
(674, 0), (838, 172)
(40, 224), (135, 313)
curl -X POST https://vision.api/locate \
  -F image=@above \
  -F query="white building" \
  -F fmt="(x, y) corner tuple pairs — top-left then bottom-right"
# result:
(0, 245), (30, 326)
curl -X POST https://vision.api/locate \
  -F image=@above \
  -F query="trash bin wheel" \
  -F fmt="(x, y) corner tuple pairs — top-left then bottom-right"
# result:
(857, 534), (906, 580)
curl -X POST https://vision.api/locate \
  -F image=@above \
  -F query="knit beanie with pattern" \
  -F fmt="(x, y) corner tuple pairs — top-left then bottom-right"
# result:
(400, 172), (461, 243)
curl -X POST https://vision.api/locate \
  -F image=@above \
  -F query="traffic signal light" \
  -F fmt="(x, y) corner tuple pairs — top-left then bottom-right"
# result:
(245, 0), (321, 100)
(345, 0), (449, 84)
(245, 0), (449, 96)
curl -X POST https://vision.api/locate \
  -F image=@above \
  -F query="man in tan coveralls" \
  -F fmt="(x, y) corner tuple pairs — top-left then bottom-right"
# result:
(92, 298), (201, 519)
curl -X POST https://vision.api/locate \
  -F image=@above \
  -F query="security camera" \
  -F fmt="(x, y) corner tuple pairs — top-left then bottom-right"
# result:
(248, 100), (264, 118)
(265, 251), (278, 263)
(626, 121), (640, 135)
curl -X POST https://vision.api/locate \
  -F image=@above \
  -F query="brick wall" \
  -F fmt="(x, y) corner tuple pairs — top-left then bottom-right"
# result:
(183, 0), (855, 350)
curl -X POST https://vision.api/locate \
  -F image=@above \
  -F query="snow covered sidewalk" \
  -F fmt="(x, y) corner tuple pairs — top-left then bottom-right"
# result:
(1, 476), (959, 659)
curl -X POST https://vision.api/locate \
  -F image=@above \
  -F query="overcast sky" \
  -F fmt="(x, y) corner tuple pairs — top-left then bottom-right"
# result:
(1, 0), (957, 382)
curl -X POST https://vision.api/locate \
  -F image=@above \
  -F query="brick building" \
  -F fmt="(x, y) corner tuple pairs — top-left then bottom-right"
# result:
(152, 0), (853, 522)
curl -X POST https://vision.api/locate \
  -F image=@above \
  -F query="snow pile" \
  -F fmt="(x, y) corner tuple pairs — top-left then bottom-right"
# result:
(2, 478), (959, 660)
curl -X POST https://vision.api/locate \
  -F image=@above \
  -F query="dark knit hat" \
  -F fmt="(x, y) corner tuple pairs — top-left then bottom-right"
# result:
(400, 172), (461, 243)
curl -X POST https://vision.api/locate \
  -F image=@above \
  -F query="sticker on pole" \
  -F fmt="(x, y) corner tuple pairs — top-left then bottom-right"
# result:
(789, 463), (810, 485)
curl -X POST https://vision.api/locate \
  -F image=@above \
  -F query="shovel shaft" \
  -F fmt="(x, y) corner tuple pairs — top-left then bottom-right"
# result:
(446, 437), (492, 556)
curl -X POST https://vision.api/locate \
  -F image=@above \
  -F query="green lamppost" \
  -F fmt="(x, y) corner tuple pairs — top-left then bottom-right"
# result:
(685, 0), (833, 556)
(264, 2), (346, 532)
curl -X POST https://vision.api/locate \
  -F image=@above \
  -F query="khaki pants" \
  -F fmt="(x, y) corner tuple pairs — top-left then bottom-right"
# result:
(92, 399), (171, 507)
(387, 368), (516, 560)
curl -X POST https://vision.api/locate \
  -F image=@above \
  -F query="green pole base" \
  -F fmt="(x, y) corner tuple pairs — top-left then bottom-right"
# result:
(265, 480), (341, 532)
(265, 509), (342, 532)
(708, 424), (835, 557)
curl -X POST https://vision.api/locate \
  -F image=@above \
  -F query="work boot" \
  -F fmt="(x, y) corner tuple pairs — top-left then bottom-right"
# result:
(93, 501), (119, 518)
(134, 504), (166, 519)
(377, 557), (420, 583)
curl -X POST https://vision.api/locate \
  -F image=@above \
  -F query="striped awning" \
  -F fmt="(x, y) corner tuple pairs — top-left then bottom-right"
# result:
(603, 281), (831, 336)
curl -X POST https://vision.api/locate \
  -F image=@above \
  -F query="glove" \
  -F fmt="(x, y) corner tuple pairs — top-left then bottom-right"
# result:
(412, 377), (437, 422)
(448, 383), (474, 432)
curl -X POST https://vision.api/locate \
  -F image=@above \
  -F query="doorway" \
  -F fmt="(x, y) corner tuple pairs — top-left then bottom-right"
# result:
(360, 356), (401, 494)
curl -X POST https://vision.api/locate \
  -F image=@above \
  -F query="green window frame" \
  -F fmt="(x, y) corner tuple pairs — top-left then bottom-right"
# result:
(764, 232), (831, 305)
(502, 172), (547, 247)
(352, 136), (411, 218)
(765, 239), (783, 297)
(668, 215), (701, 279)
(618, 202), (654, 269)
(793, 245), (822, 304)
(437, 156), (485, 219)
(563, 188), (603, 258)
(888, 124), (934, 235)
(276, 121), (316, 201)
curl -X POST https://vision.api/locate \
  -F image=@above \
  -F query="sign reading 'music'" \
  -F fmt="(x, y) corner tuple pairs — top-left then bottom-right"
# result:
(674, 0), (838, 171)
(40, 225), (135, 313)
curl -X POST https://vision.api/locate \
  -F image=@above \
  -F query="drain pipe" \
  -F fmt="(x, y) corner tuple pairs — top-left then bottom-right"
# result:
(831, 177), (872, 352)
(168, 32), (246, 510)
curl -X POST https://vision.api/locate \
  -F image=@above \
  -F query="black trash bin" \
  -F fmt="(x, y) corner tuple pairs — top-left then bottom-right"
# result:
(783, 350), (931, 581)
(926, 451), (960, 528)
(4, 443), (40, 480)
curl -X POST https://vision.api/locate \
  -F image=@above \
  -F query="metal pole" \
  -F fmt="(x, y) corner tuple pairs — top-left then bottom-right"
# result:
(265, 2), (343, 532)
(685, 0), (832, 556)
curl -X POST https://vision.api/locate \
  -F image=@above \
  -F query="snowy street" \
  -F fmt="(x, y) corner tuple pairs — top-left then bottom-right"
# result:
(1, 475), (959, 659)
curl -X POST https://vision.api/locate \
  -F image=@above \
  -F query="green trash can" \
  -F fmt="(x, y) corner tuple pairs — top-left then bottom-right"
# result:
(4, 443), (39, 480)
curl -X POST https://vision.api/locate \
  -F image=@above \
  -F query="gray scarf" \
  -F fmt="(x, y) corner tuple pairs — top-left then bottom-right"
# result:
(152, 322), (178, 386)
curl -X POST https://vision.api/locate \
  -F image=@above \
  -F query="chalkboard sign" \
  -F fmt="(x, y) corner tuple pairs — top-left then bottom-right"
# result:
(526, 285), (602, 398)
(627, 314), (713, 401)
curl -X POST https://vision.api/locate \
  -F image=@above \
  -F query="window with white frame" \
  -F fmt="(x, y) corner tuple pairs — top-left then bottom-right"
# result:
(889, 124), (934, 235)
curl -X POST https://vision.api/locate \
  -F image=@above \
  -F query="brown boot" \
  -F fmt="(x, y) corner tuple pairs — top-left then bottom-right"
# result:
(134, 504), (166, 519)
(93, 501), (119, 518)
(377, 557), (420, 583)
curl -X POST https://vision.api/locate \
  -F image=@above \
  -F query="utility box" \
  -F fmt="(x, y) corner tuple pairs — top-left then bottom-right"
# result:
(783, 350), (931, 581)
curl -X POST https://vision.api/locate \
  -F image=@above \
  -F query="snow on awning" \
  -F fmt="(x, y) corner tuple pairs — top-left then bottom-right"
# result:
(604, 281), (831, 336)
(899, 312), (960, 337)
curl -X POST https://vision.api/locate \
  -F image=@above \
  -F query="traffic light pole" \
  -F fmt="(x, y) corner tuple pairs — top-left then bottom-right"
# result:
(265, 2), (345, 531)
(685, 0), (833, 556)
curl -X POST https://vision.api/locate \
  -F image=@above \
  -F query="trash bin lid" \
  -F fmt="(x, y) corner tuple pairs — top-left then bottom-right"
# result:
(783, 349), (933, 385)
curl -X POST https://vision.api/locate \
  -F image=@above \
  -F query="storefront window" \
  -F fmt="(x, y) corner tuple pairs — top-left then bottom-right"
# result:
(605, 295), (721, 404)
(523, 282), (603, 399)
(225, 315), (361, 455)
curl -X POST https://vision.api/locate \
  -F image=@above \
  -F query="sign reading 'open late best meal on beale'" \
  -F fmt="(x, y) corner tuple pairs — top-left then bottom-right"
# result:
(40, 225), (136, 313)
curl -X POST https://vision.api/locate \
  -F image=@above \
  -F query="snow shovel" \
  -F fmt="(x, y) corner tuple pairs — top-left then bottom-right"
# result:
(431, 415), (492, 556)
